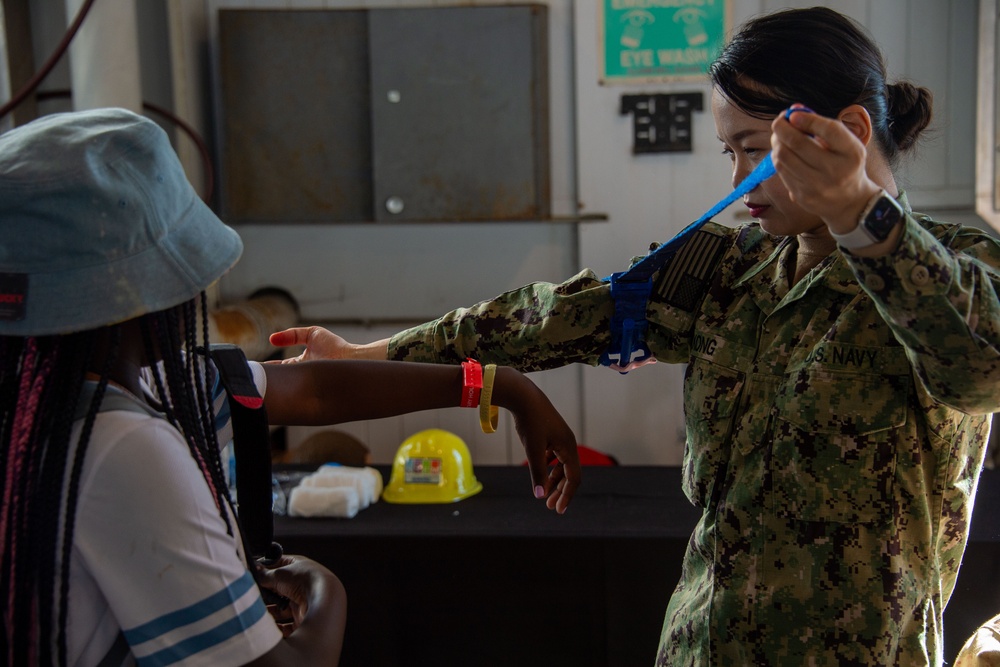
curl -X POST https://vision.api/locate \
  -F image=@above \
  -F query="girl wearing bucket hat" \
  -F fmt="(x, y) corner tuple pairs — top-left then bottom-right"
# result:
(0, 109), (579, 666)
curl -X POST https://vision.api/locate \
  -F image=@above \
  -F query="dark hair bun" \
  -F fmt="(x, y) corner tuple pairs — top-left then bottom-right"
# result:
(887, 82), (933, 152)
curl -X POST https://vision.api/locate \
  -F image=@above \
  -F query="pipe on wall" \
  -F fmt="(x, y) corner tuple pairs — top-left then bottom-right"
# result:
(64, 0), (141, 112)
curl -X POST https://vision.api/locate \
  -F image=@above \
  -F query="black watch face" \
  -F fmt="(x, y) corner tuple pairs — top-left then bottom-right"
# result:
(866, 197), (903, 240)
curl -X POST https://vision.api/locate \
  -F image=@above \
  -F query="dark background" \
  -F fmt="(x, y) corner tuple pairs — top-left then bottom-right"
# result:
(274, 466), (1000, 667)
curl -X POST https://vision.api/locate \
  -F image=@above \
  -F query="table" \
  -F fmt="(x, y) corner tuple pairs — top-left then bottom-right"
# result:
(273, 466), (1000, 666)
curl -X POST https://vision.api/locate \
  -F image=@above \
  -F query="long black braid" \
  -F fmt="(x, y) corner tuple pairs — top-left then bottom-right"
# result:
(140, 302), (234, 531)
(55, 329), (117, 666)
(0, 294), (234, 666)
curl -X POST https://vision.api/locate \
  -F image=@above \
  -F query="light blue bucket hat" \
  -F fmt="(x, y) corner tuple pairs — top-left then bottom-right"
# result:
(0, 108), (242, 336)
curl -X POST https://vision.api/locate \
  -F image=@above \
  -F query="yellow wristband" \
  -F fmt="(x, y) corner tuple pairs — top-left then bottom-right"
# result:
(479, 364), (499, 433)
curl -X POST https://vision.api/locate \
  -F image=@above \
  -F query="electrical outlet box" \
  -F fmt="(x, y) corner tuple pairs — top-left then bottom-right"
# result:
(620, 92), (703, 154)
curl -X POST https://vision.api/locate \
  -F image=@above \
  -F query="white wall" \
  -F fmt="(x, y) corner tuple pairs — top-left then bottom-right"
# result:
(11, 0), (984, 465)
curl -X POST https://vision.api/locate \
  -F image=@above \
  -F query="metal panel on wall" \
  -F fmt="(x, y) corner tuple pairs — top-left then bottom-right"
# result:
(368, 5), (550, 222)
(216, 5), (549, 224)
(218, 9), (372, 223)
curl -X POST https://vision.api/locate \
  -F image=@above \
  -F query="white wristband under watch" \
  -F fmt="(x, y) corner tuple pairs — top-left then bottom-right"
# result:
(830, 189), (904, 250)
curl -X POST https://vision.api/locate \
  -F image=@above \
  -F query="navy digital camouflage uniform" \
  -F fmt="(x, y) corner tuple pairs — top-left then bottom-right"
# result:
(388, 193), (1000, 666)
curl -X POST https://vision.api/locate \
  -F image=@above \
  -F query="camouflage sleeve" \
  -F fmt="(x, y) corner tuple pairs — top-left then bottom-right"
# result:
(386, 269), (615, 372)
(846, 215), (1000, 414)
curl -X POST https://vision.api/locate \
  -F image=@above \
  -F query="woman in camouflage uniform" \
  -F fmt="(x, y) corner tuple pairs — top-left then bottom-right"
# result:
(272, 7), (1000, 666)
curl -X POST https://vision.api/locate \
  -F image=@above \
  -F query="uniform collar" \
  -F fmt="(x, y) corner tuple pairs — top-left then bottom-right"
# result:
(733, 233), (862, 315)
(732, 190), (911, 313)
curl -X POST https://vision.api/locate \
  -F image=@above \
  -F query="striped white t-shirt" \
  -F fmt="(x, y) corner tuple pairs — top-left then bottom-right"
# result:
(67, 361), (280, 666)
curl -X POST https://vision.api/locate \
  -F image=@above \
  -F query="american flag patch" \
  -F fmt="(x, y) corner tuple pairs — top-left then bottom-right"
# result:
(652, 230), (726, 311)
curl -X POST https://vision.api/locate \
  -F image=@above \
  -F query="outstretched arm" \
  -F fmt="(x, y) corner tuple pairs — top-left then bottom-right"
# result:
(261, 359), (580, 513)
(270, 269), (616, 372)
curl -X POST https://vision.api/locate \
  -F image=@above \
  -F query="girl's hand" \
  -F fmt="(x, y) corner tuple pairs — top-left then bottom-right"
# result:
(247, 555), (347, 665)
(492, 367), (582, 514)
(254, 555), (344, 633)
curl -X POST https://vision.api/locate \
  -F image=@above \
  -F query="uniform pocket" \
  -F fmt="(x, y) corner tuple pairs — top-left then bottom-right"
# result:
(682, 357), (745, 507)
(770, 369), (906, 524)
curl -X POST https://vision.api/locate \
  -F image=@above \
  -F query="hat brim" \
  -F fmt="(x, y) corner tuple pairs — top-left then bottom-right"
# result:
(6, 195), (242, 336)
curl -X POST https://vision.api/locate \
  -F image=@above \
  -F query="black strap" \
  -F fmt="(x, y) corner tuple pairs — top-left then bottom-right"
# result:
(208, 344), (281, 564)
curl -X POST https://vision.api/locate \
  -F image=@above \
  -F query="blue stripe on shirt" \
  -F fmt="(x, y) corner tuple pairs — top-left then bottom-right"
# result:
(124, 570), (257, 646)
(135, 596), (269, 667)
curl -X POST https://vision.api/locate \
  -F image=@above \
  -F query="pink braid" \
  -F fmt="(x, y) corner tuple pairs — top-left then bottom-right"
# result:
(2, 339), (38, 548)
(2, 339), (37, 523)
(2, 338), (53, 661)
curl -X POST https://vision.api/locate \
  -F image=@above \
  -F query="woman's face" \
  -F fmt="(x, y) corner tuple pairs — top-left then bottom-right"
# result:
(711, 87), (826, 238)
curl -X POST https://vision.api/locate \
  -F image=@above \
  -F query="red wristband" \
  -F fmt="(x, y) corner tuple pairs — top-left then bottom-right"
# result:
(460, 358), (483, 408)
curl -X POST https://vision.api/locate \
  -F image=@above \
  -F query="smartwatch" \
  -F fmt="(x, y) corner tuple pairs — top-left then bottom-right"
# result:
(830, 189), (904, 249)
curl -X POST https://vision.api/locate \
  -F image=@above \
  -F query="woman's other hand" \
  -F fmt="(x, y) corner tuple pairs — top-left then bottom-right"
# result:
(269, 327), (388, 363)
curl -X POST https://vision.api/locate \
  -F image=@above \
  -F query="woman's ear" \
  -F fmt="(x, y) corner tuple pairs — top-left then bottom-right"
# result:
(837, 104), (874, 146)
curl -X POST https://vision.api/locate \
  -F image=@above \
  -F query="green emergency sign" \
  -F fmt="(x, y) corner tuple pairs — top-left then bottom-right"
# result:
(601, 0), (729, 83)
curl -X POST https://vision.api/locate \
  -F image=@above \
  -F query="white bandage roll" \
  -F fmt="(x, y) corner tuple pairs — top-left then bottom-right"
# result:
(308, 465), (381, 507)
(288, 485), (359, 519)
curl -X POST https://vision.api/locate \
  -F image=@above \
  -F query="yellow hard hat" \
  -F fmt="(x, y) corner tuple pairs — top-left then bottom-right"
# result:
(382, 429), (483, 504)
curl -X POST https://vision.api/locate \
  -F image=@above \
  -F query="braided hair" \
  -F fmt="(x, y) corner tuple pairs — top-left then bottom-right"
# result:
(0, 294), (233, 666)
